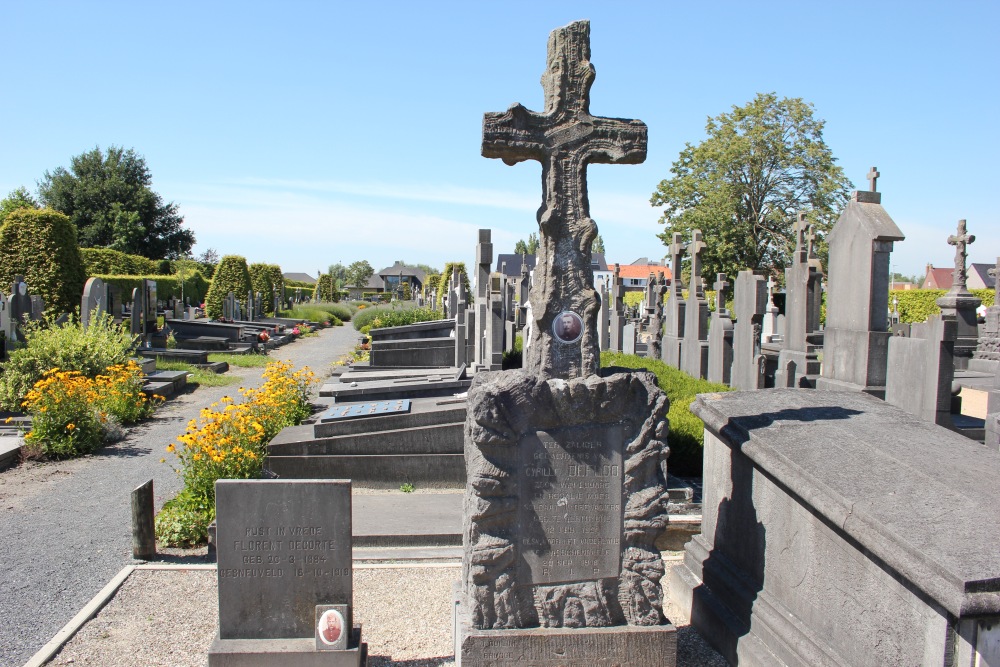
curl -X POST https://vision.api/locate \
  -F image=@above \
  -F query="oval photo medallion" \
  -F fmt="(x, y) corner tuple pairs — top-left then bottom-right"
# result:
(552, 311), (584, 344)
(318, 608), (345, 646)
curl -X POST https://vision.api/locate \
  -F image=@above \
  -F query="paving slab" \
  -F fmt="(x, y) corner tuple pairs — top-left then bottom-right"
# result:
(352, 492), (462, 547)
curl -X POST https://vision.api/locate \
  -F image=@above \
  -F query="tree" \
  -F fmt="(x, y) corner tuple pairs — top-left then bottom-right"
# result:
(650, 93), (852, 280)
(38, 145), (195, 259)
(0, 187), (40, 223)
(514, 232), (539, 256)
(344, 260), (375, 289)
(327, 263), (347, 289)
(592, 234), (606, 255)
(204, 256), (252, 319)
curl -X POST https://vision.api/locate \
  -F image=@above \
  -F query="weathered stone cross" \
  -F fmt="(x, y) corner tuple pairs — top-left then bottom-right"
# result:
(688, 229), (707, 296)
(793, 212), (808, 256)
(868, 166), (880, 192)
(669, 232), (688, 294)
(714, 273), (730, 315)
(947, 219), (976, 290)
(482, 19), (647, 379)
(806, 223), (818, 259)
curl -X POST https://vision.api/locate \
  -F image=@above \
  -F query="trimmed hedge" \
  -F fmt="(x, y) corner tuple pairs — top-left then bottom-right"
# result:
(600, 351), (731, 476)
(352, 303), (440, 332)
(892, 288), (995, 324)
(437, 262), (470, 309)
(0, 208), (86, 318)
(95, 274), (210, 305)
(81, 247), (158, 276)
(317, 274), (336, 302)
(205, 256), (253, 319)
(266, 265), (285, 304)
(285, 283), (316, 301)
(248, 263), (275, 315)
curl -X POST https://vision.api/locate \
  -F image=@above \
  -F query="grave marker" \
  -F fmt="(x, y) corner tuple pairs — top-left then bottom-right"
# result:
(730, 271), (768, 390)
(680, 230), (709, 379)
(707, 273), (734, 385)
(775, 213), (823, 387)
(937, 219), (981, 369)
(662, 233), (687, 367)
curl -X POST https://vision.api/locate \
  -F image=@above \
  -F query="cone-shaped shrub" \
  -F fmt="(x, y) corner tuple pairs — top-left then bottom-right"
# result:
(204, 255), (252, 319)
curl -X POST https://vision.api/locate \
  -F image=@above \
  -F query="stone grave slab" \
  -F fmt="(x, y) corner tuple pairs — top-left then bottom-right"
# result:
(318, 400), (411, 423)
(209, 479), (365, 666)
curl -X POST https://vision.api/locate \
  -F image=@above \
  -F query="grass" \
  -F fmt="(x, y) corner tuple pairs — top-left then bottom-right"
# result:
(600, 351), (732, 476)
(207, 353), (270, 368)
(156, 360), (239, 388)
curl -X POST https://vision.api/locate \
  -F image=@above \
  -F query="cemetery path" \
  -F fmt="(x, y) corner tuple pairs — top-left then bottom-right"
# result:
(0, 324), (361, 667)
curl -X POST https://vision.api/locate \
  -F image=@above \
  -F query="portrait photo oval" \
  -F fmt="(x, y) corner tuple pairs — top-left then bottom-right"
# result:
(318, 608), (345, 645)
(552, 310), (584, 344)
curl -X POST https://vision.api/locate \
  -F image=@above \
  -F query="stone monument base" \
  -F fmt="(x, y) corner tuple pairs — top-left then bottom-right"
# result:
(208, 628), (367, 667)
(774, 347), (821, 388)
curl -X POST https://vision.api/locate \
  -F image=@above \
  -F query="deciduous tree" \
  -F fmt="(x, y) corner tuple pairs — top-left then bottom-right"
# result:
(650, 93), (852, 279)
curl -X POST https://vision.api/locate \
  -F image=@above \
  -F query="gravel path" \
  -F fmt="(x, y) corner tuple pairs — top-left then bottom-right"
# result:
(0, 325), (360, 667)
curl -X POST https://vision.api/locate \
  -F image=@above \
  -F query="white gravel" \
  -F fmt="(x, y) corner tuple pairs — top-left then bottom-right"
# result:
(47, 556), (727, 666)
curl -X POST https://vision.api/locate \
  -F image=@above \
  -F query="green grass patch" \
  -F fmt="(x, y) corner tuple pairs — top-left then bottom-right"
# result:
(600, 351), (732, 476)
(278, 302), (350, 324)
(156, 360), (238, 388)
(207, 353), (270, 368)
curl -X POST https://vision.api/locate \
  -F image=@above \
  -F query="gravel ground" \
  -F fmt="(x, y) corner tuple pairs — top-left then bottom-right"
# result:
(0, 324), (360, 667)
(49, 557), (726, 667)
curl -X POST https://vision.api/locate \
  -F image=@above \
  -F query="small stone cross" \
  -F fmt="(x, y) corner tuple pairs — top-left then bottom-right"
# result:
(806, 224), (818, 258)
(688, 229), (706, 280)
(669, 232), (688, 292)
(794, 212), (808, 255)
(947, 219), (976, 290)
(713, 273), (730, 314)
(868, 166), (880, 192)
(482, 20), (647, 379)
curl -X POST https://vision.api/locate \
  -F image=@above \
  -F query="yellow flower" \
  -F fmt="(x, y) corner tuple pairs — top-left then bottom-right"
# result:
(166, 444), (176, 453)
(4, 417), (11, 424)
(66, 424), (76, 430)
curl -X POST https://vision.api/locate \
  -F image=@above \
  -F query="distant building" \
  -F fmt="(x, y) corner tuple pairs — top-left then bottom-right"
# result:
(922, 264), (953, 290)
(970, 263), (996, 290)
(495, 253), (610, 291)
(612, 258), (671, 293)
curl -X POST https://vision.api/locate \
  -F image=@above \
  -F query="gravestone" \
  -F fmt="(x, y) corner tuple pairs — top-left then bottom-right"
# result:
(730, 271), (768, 391)
(474, 230), (493, 371)
(143, 279), (158, 339)
(81, 277), (108, 330)
(775, 214), (823, 388)
(623, 321), (637, 355)
(224, 292), (235, 320)
(247, 290), (255, 321)
(130, 288), (143, 339)
(460, 20), (675, 666)
(518, 259), (531, 329)
(662, 234), (686, 368)
(208, 479), (365, 665)
(485, 273), (504, 371)
(455, 269), (470, 367)
(598, 283), (610, 350)
(680, 230), (709, 379)
(609, 265), (625, 352)
(8, 276), (31, 342)
(646, 273), (666, 360)
(885, 315), (956, 427)
(706, 273), (734, 385)
(817, 167), (904, 398)
(970, 257), (1000, 374)
(936, 219), (981, 370)
(0, 293), (8, 360)
(760, 276), (781, 343)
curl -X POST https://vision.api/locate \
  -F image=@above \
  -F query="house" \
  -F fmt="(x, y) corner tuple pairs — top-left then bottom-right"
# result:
(970, 262), (997, 290)
(612, 258), (672, 293)
(494, 253), (610, 289)
(345, 274), (385, 301)
(922, 264), (953, 290)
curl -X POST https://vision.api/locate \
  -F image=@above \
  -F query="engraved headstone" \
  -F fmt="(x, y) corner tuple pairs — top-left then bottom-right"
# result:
(731, 271), (768, 390)
(775, 213), (823, 388)
(81, 277), (107, 330)
(461, 20), (675, 666)
(707, 273), (734, 385)
(680, 230), (710, 379)
(646, 273), (666, 360)
(661, 233), (687, 368)
(817, 167), (904, 398)
(208, 479), (365, 665)
(130, 288), (143, 338)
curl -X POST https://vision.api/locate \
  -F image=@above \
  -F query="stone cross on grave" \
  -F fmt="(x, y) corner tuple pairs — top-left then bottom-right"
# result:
(669, 232), (688, 295)
(868, 166), (880, 192)
(806, 223), (818, 259)
(794, 212), (808, 258)
(482, 19), (647, 379)
(990, 258), (999, 286)
(714, 273), (730, 315)
(948, 219), (976, 291)
(688, 229), (707, 297)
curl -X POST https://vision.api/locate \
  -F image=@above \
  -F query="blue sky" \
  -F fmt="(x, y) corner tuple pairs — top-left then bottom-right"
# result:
(2, 1), (997, 280)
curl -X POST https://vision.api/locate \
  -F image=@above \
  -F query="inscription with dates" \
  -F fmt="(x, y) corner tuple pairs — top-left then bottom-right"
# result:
(517, 424), (624, 585)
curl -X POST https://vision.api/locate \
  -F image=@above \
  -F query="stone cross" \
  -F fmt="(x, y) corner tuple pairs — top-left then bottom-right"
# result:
(714, 273), (730, 315)
(794, 213), (808, 255)
(868, 166), (880, 192)
(806, 223), (818, 259)
(947, 219), (975, 291)
(669, 232), (688, 293)
(688, 229), (706, 297)
(482, 19), (647, 379)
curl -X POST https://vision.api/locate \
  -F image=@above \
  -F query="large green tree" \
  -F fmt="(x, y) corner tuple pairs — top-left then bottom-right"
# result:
(514, 232), (539, 256)
(38, 146), (195, 259)
(650, 93), (852, 280)
(0, 187), (40, 224)
(344, 260), (375, 289)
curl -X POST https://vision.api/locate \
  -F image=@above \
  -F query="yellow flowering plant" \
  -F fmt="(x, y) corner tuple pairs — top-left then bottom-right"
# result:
(158, 360), (318, 545)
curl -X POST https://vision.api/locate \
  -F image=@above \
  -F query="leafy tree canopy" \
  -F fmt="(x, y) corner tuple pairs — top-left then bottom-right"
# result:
(592, 234), (605, 255)
(344, 260), (375, 289)
(650, 93), (852, 280)
(514, 232), (539, 256)
(38, 145), (195, 259)
(328, 263), (347, 288)
(0, 187), (40, 224)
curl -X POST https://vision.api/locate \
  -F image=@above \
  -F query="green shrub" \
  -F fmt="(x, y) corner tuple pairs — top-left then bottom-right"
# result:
(436, 263), (470, 305)
(600, 351), (731, 476)
(284, 282), (316, 301)
(248, 263), (276, 314)
(95, 273), (210, 305)
(155, 489), (215, 547)
(205, 256), (253, 318)
(0, 314), (136, 411)
(0, 208), (86, 318)
(623, 291), (644, 309)
(279, 303), (347, 325)
(316, 274), (338, 302)
(266, 265), (285, 302)
(352, 304), (440, 332)
(80, 247), (158, 276)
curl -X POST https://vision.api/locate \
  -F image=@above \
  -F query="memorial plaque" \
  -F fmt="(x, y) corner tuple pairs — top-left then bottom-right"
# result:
(518, 424), (624, 584)
(319, 400), (411, 422)
(215, 479), (353, 640)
